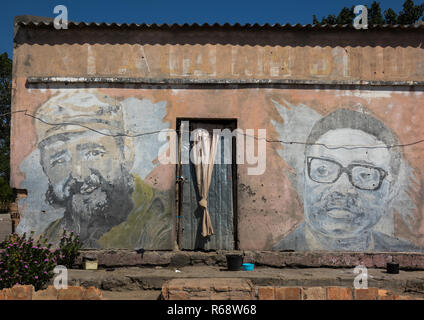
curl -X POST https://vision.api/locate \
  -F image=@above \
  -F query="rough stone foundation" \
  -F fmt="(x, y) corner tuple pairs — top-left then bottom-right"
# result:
(75, 250), (424, 270)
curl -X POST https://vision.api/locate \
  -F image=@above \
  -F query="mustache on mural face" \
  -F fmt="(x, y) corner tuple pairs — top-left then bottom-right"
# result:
(63, 171), (103, 197)
(319, 192), (361, 214)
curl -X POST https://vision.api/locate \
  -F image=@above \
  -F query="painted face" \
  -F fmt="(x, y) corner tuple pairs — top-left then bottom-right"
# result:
(39, 130), (132, 223)
(304, 128), (393, 239)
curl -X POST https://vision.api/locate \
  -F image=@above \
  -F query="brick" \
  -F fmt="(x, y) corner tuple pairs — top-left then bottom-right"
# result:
(302, 287), (326, 300)
(188, 279), (213, 291)
(229, 291), (254, 300)
(6, 285), (33, 300)
(258, 287), (275, 300)
(378, 295), (395, 300)
(275, 287), (301, 300)
(393, 295), (412, 300)
(210, 292), (231, 300)
(162, 278), (254, 300)
(214, 284), (230, 292)
(83, 287), (103, 300)
(33, 286), (58, 300)
(57, 286), (84, 300)
(169, 284), (185, 291)
(0, 289), (5, 300)
(327, 287), (352, 300)
(354, 288), (379, 300)
(168, 291), (189, 300)
(187, 291), (211, 300)
(377, 289), (390, 298)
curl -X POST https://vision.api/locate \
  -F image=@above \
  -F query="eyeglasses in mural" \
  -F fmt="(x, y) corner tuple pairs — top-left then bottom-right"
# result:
(272, 105), (422, 252)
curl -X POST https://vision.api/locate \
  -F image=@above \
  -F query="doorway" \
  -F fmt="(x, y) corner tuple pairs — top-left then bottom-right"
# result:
(177, 119), (237, 250)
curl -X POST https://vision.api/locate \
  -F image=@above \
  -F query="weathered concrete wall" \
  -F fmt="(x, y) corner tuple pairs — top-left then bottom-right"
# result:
(10, 24), (424, 251)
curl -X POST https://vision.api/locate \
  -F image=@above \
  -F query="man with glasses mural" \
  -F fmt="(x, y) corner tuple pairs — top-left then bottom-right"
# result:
(273, 108), (420, 252)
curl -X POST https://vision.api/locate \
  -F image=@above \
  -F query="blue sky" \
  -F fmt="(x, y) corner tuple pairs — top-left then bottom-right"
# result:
(1, 0), (407, 57)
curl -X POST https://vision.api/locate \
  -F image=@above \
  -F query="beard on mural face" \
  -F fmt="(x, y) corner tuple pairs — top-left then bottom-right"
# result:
(45, 166), (134, 228)
(305, 185), (388, 238)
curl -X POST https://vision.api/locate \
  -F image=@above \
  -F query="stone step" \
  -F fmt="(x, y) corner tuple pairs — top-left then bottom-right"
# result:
(75, 250), (424, 270)
(63, 265), (424, 297)
(162, 278), (255, 300)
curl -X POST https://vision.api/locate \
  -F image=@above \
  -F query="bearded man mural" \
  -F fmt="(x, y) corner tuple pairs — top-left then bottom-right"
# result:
(273, 108), (421, 252)
(33, 91), (172, 249)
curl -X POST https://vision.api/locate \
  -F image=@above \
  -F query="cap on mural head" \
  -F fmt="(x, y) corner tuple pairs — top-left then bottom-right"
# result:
(34, 91), (126, 144)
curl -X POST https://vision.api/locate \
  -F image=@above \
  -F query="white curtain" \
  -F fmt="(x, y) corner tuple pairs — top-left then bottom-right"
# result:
(192, 129), (220, 237)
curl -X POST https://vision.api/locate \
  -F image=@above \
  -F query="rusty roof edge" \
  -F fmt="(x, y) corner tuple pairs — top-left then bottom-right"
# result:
(26, 76), (424, 87)
(14, 15), (424, 30)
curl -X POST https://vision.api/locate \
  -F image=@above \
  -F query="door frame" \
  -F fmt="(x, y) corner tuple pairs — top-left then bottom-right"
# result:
(176, 118), (239, 250)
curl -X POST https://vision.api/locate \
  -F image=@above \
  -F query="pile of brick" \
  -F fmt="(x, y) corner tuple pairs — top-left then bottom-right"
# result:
(161, 278), (420, 300)
(257, 286), (418, 300)
(0, 285), (103, 300)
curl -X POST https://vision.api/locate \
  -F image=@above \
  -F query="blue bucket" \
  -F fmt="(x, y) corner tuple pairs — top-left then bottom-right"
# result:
(242, 263), (254, 271)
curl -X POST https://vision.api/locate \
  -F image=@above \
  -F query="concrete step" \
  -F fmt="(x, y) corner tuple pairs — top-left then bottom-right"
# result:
(64, 265), (424, 297)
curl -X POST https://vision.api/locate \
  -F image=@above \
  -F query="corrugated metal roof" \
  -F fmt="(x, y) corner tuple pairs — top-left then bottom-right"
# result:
(14, 15), (424, 30)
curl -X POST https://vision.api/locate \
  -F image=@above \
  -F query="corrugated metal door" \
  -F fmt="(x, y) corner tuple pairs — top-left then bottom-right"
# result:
(179, 121), (235, 250)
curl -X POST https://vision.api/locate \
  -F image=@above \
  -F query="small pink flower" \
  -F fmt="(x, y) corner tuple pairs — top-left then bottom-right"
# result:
(34, 276), (38, 279)
(24, 265), (28, 269)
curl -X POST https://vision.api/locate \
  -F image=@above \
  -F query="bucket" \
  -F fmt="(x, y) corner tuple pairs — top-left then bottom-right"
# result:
(386, 262), (399, 274)
(82, 256), (98, 270)
(226, 254), (243, 271)
(242, 263), (254, 271)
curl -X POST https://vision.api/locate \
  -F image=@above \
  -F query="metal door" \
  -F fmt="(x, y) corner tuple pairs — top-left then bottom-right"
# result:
(178, 120), (236, 250)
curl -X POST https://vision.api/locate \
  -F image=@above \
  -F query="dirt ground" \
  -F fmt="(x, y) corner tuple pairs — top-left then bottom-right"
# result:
(64, 265), (424, 300)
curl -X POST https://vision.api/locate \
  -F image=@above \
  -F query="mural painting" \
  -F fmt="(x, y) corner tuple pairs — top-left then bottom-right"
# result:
(13, 86), (424, 252)
(17, 90), (173, 249)
(272, 101), (423, 252)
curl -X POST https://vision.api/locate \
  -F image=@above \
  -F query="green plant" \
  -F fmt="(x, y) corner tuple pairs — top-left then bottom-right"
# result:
(0, 232), (60, 290)
(56, 229), (83, 268)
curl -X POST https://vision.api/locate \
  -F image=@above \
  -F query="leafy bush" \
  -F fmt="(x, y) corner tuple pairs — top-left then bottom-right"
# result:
(0, 229), (84, 290)
(56, 229), (83, 268)
(0, 232), (59, 290)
